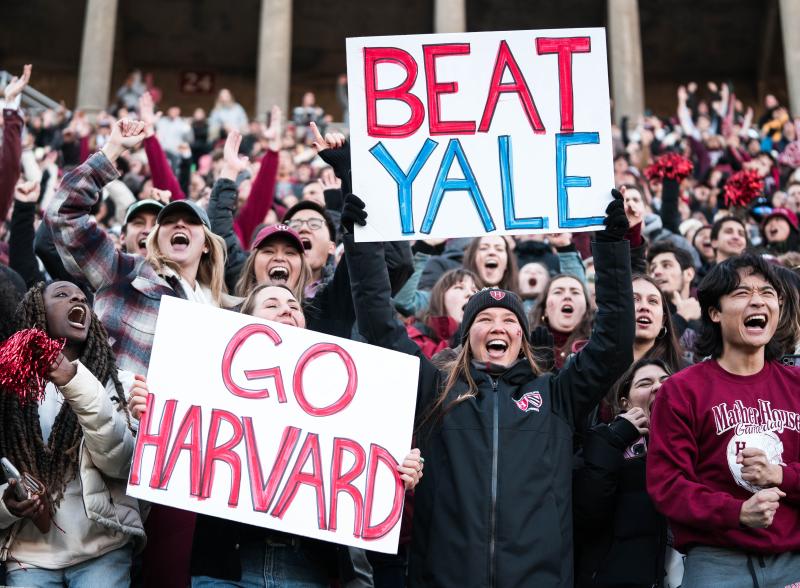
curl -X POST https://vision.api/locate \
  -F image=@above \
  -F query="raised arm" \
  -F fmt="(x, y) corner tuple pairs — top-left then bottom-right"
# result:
(45, 120), (144, 291)
(9, 179), (45, 287)
(0, 65), (30, 222)
(552, 193), (634, 425)
(234, 106), (281, 247)
(208, 130), (250, 292)
(140, 91), (186, 201)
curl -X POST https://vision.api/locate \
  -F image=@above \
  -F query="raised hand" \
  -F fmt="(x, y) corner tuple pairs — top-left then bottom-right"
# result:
(672, 292), (701, 322)
(102, 119), (146, 162)
(341, 193), (367, 234)
(309, 121), (346, 153)
(262, 105), (283, 151)
(47, 353), (77, 387)
(3, 64), (32, 103)
(596, 189), (629, 242)
(14, 179), (41, 204)
(138, 91), (160, 138)
(220, 130), (250, 181)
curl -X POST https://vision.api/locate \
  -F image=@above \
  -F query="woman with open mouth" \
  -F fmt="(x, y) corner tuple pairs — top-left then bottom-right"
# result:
(342, 189), (634, 588)
(530, 274), (594, 369)
(0, 281), (143, 586)
(463, 235), (520, 294)
(46, 119), (236, 587)
(574, 358), (676, 588)
(631, 274), (684, 370)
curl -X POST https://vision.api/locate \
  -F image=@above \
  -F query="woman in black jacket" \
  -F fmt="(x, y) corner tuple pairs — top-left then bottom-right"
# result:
(342, 192), (634, 588)
(573, 358), (677, 588)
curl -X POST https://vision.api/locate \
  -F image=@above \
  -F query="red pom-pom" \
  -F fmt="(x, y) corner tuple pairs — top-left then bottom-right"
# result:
(723, 169), (764, 208)
(0, 328), (66, 404)
(644, 153), (694, 182)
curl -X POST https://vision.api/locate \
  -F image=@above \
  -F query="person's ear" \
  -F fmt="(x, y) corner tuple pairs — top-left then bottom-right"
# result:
(327, 241), (335, 256)
(684, 267), (695, 284)
(708, 306), (722, 324)
(620, 397), (629, 408)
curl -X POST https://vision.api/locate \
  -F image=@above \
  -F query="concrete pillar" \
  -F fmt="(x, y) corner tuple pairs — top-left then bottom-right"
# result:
(76, 0), (119, 112)
(256, 0), (293, 118)
(607, 0), (645, 125)
(779, 0), (800, 116)
(434, 0), (467, 33)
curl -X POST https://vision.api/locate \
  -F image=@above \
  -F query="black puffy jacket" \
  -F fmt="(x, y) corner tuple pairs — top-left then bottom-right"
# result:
(345, 235), (634, 588)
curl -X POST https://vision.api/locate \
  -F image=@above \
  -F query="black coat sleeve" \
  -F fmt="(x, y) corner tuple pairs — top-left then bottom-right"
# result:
(34, 218), (78, 284)
(573, 418), (640, 528)
(551, 240), (634, 425)
(343, 234), (441, 414)
(208, 178), (248, 293)
(9, 200), (45, 287)
(660, 178), (681, 235)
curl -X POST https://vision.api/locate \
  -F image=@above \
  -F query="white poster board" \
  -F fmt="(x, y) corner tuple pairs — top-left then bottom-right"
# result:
(127, 297), (419, 554)
(346, 28), (614, 242)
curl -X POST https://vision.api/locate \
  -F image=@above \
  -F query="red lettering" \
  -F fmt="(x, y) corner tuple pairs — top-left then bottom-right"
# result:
(364, 47), (425, 138)
(362, 444), (405, 540)
(221, 323), (286, 402)
(479, 40), (545, 134)
(200, 410), (244, 506)
(159, 404), (203, 496)
(271, 433), (327, 530)
(293, 343), (357, 417)
(329, 438), (367, 536)
(129, 395), (176, 489)
(535, 36), (591, 132)
(423, 44), (476, 135)
(243, 419), (301, 513)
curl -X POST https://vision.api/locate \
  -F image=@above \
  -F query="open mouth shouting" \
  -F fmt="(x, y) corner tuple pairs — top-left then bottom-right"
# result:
(268, 266), (291, 283)
(636, 314), (653, 327)
(67, 304), (88, 330)
(560, 303), (574, 317)
(170, 232), (191, 251)
(300, 238), (312, 250)
(743, 313), (768, 334)
(486, 339), (509, 360)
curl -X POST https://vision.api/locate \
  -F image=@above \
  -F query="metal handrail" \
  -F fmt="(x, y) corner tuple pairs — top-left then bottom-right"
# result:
(0, 70), (71, 117)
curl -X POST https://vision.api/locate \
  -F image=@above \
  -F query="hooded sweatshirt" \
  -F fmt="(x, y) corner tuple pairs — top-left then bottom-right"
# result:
(647, 359), (800, 554)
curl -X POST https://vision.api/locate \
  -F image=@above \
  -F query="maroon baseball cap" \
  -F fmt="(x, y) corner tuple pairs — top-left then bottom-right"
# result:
(763, 207), (799, 232)
(250, 223), (306, 252)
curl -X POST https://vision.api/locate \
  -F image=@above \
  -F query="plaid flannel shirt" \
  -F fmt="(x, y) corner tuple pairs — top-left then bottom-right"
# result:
(46, 152), (178, 375)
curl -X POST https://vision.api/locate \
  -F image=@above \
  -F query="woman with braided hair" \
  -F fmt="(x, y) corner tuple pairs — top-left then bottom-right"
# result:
(0, 281), (145, 587)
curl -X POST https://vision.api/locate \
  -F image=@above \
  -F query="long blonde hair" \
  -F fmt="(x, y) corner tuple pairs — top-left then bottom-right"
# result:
(146, 224), (228, 306)
(418, 336), (541, 431)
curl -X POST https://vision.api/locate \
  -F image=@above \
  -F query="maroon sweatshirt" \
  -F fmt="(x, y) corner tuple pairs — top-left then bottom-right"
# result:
(647, 359), (800, 553)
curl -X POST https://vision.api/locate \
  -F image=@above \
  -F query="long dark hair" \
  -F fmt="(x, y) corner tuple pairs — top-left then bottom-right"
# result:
(529, 274), (594, 352)
(695, 254), (783, 360)
(420, 268), (481, 325)
(611, 357), (672, 416)
(632, 274), (683, 371)
(0, 283), (131, 507)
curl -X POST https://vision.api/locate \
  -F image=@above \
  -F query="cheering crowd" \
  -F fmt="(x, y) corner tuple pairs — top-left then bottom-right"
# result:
(1, 62), (800, 588)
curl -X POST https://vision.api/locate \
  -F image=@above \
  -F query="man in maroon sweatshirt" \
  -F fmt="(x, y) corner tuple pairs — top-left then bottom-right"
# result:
(648, 253), (800, 587)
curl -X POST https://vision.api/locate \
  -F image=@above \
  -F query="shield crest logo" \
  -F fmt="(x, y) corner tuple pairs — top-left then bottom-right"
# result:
(489, 290), (505, 301)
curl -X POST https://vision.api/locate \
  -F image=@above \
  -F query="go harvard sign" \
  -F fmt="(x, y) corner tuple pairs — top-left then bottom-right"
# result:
(127, 297), (419, 554)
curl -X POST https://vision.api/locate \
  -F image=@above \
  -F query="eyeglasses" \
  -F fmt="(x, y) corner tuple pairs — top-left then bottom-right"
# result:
(287, 218), (325, 231)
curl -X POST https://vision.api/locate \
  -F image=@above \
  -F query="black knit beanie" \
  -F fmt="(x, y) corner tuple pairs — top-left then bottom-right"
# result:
(460, 288), (528, 344)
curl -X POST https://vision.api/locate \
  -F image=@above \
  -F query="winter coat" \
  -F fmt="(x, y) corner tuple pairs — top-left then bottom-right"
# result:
(0, 362), (144, 565)
(573, 419), (667, 588)
(345, 235), (634, 588)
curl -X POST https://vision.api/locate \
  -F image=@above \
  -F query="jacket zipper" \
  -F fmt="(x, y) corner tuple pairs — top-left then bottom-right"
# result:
(488, 378), (499, 588)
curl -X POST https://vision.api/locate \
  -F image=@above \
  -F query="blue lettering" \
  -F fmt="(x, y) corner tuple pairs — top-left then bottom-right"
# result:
(555, 132), (603, 229)
(498, 135), (548, 230)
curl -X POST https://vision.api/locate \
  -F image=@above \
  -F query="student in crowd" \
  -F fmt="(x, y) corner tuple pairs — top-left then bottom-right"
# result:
(529, 274), (594, 368)
(760, 207), (799, 255)
(648, 254), (800, 586)
(631, 274), (684, 370)
(343, 190), (634, 587)
(647, 240), (702, 338)
(710, 216), (748, 265)
(574, 358), (675, 588)
(45, 119), (235, 588)
(0, 281), (143, 587)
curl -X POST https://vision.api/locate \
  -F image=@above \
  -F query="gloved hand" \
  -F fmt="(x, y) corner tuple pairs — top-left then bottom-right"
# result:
(529, 325), (555, 373)
(341, 194), (368, 234)
(595, 189), (629, 242)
